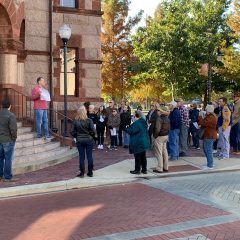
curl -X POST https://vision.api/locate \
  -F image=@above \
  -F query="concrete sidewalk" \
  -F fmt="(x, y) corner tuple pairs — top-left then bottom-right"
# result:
(0, 155), (239, 199)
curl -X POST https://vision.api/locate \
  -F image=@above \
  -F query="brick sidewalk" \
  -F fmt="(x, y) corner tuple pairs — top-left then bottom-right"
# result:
(0, 147), (199, 189)
(0, 183), (230, 240)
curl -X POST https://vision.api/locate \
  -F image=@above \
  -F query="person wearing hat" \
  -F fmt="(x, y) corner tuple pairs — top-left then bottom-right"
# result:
(152, 106), (170, 173)
(198, 105), (217, 170)
(168, 101), (181, 160)
(231, 92), (240, 154)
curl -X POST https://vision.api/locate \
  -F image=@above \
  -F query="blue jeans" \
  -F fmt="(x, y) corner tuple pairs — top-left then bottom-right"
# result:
(76, 140), (94, 173)
(218, 126), (231, 158)
(0, 141), (15, 179)
(230, 122), (240, 151)
(168, 129), (180, 160)
(35, 109), (49, 137)
(123, 131), (130, 146)
(203, 139), (214, 168)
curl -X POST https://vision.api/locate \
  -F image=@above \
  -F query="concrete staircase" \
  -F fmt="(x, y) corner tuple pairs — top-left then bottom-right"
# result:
(13, 122), (78, 175)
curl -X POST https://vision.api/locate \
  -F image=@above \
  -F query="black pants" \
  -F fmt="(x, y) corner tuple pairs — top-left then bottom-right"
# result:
(134, 151), (147, 172)
(118, 128), (123, 146)
(111, 135), (118, 147)
(97, 126), (105, 145)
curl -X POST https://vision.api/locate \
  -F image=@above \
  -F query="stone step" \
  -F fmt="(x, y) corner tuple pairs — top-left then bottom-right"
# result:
(14, 147), (70, 164)
(16, 133), (35, 141)
(17, 122), (23, 128)
(17, 127), (32, 135)
(15, 138), (52, 149)
(14, 141), (61, 157)
(13, 147), (78, 175)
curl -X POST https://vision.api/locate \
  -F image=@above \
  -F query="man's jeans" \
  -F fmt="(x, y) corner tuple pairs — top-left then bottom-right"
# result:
(76, 140), (94, 173)
(203, 139), (214, 168)
(168, 129), (180, 160)
(179, 124), (189, 154)
(35, 109), (49, 137)
(230, 122), (240, 151)
(218, 126), (231, 158)
(0, 141), (15, 179)
(123, 131), (130, 146)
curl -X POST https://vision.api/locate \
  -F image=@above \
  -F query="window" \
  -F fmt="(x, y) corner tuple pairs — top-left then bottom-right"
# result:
(60, 0), (76, 8)
(60, 48), (77, 96)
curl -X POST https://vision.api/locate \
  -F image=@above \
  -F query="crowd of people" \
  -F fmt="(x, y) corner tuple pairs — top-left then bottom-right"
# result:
(0, 76), (240, 180)
(72, 92), (240, 177)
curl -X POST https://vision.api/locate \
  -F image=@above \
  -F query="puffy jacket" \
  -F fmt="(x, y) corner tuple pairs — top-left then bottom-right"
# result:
(71, 119), (96, 143)
(153, 115), (170, 138)
(0, 109), (17, 143)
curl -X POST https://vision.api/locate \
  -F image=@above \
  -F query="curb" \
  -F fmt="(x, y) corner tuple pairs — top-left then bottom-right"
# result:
(1, 167), (240, 200)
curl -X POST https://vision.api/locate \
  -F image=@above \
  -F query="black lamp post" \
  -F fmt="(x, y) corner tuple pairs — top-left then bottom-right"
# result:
(59, 24), (71, 137)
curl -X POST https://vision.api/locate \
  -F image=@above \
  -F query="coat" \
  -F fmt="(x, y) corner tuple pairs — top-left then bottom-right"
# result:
(107, 114), (120, 130)
(124, 118), (150, 154)
(120, 111), (132, 129)
(198, 113), (217, 139)
(71, 118), (96, 143)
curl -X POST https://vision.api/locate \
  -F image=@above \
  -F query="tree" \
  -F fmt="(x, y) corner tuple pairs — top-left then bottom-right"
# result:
(101, 0), (143, 101)
(131, 0), (231, 100)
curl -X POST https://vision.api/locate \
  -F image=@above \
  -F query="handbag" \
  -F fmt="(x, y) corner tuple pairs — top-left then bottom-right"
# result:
(198, 128), (205, 140)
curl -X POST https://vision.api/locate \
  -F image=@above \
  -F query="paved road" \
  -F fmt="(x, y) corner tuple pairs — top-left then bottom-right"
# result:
(1, 171), (240, 240)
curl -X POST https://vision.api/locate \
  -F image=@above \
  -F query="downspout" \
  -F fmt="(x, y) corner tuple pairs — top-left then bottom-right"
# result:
(49, 0), (53, 129)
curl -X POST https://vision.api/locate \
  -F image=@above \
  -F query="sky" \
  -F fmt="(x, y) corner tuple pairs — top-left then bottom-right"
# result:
(129, 0), (160, 28)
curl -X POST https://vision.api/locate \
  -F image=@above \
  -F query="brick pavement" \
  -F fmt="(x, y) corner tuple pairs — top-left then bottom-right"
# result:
(0, 183), (229, 240)
(0, 147), (199, 189)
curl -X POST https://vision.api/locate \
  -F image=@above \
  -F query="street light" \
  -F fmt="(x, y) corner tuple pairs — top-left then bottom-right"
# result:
(59, 24), (71, 137)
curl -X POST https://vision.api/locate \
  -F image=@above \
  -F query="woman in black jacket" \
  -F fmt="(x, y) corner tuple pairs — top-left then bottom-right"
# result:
(71, 106), (96, 178)
(96, 105), (107, 149)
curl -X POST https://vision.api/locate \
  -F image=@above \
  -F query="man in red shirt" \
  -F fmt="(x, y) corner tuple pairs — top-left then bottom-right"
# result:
(31, 77), (50, 138)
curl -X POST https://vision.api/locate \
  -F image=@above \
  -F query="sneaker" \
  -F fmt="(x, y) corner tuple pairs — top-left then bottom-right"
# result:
(141, 170), (147, 174)
(218, 157), (228, 160)
(109, 147), (114, 151)
(213, 150), (218, 154)
(114, 147), (118, 151)
(100, 145), (104, 150)
(195, 147), (200, 150)
(97, 145), (101, 149)
(45, 136), (54, 140)
(202, 166), (214, 170)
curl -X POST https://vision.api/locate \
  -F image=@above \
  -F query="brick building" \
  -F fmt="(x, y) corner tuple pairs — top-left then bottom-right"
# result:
(0, 0), (102, 129)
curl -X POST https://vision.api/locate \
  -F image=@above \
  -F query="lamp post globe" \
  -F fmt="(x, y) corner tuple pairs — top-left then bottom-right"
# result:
(59, 24), (71, 137)
(59, 24), (72, 43)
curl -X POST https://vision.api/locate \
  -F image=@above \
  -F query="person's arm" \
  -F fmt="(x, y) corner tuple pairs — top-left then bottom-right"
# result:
(124, 122), (140, 135)
(153, 118), (161, 139)
(9, 114), (17, 141)
(222, 106), (231, 130)
(70, 121), (77, 138)
(89, 119), (96, 137)
(199, 116), (216, 128)
(31, 87), (41, 100)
